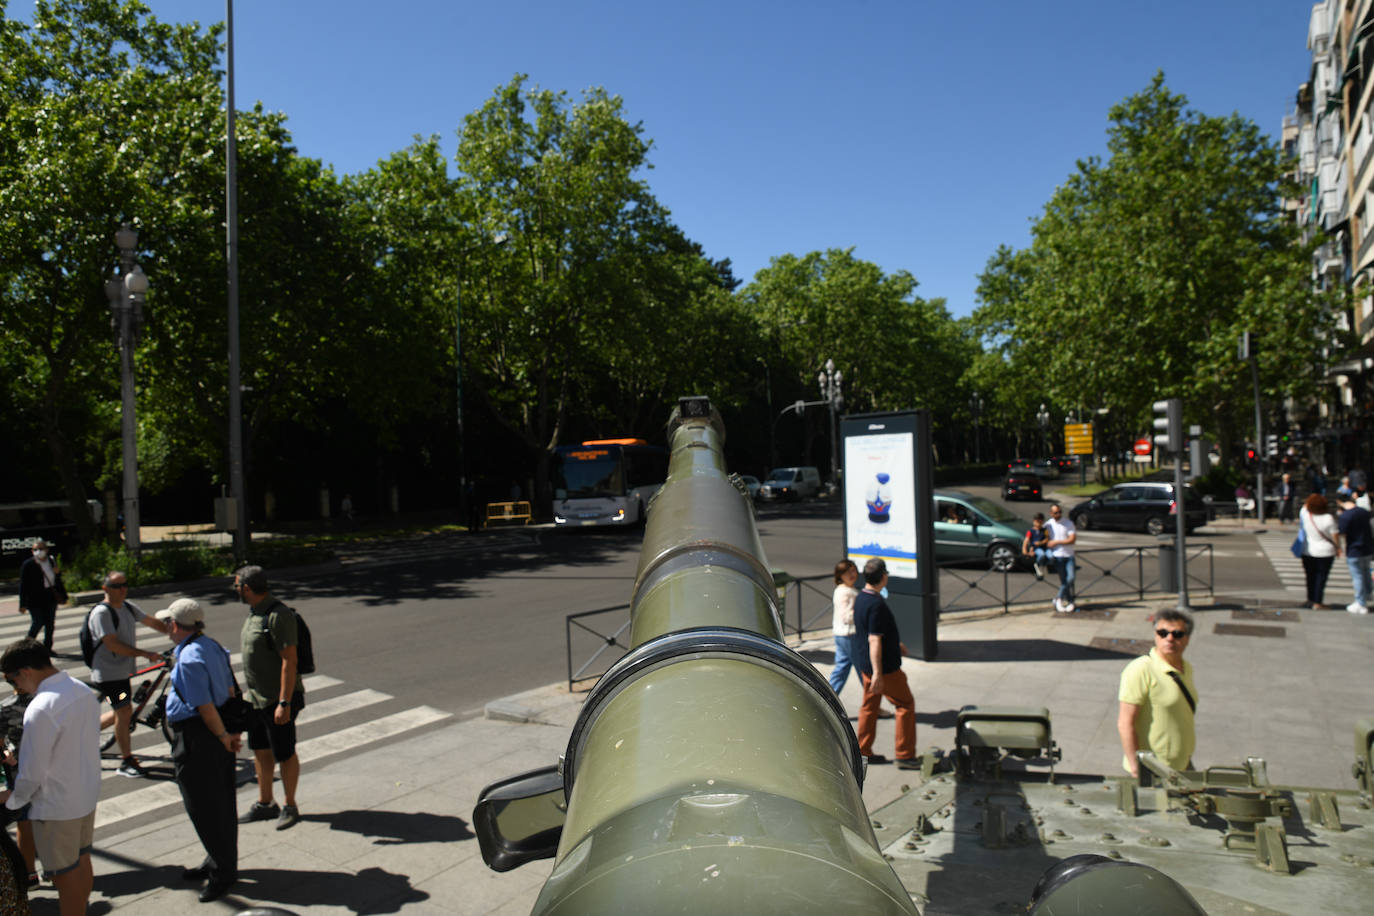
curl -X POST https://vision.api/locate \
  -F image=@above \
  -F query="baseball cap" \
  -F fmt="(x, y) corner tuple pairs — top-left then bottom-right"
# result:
(155, 597), (204, 627)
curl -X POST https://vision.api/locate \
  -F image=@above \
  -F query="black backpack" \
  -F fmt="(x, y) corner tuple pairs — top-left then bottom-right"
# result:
(261, 605), (316, 675)
(79, 602), (118, 668)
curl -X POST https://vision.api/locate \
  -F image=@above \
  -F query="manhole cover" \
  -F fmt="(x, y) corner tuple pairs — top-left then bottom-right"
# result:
(1213, 623), (1286, 638)
(1231, 609), (1301, 623)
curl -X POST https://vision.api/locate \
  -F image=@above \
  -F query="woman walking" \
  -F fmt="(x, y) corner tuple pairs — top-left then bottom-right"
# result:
(1300, 493), (1341, 609)
(828, 559), (859, 695)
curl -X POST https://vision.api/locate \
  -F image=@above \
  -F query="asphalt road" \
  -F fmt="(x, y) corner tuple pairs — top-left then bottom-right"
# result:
(114, 480), (1280, 724)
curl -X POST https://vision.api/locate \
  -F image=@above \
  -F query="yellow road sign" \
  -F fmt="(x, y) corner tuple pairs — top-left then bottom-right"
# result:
(1063, 423), (1094, 455)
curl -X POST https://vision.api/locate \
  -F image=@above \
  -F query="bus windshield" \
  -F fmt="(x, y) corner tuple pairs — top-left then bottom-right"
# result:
(553, 448), (625, 498)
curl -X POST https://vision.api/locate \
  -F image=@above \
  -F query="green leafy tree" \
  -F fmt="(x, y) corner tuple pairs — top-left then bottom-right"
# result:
(455, 75), (692, 493)
(973, 74), (1334, 458)
(0, 0), (225, 537)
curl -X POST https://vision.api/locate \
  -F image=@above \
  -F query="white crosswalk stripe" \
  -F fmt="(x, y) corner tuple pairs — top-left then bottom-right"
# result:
(0, 608), (453, 834)
(1256, 530), (1353, 602)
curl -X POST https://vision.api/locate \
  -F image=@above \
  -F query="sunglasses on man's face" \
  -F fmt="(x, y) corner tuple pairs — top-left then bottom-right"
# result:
(1155, 628), (1189, 640)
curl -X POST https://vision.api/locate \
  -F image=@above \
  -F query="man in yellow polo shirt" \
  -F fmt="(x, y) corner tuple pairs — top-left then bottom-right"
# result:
(1117, 608), (1197, 777)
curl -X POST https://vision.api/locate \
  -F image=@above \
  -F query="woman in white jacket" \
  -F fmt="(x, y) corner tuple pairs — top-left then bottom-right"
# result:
(1300, 493), (1341, 609)
(828, 560), (859, 694)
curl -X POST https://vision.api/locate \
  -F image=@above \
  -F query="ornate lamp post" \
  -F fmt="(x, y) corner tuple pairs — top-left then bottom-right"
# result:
(105, 223), (148, 553)
(1036, 402), (1050, 455)
(818, 359), (844, 490)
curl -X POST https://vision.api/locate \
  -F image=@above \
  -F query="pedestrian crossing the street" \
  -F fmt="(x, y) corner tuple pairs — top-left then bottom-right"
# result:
(1256, 528), (1354, 604)
(0, 606), (453, 835)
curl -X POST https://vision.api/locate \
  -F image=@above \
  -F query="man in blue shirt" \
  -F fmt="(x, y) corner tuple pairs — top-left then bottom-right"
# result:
(1337, 494), (1373, 615)
(849, 559), (918, 769)
(159, 598), (242, 903)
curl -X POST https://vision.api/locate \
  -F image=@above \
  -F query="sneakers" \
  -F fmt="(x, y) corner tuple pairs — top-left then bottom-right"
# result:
(1034, 564), (1047, 580)
(864, 754), (890, 765)
(276, 804), (300, 831)
(116, 757), (147, 778)
(239, 801), (280, 824)
(895, 757), (922, 771)
(1054, 599), (1076, 613)
(1347, 602), (1370, 615)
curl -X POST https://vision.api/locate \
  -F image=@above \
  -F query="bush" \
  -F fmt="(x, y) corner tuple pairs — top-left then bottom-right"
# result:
(64, 538), (232, 592)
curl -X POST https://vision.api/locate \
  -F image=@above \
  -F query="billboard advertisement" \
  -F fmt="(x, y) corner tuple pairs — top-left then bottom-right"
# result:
(843, 430), (917, 578)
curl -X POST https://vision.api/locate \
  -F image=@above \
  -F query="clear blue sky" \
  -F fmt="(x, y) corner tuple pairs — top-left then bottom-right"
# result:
(20, 1), (1315, 317)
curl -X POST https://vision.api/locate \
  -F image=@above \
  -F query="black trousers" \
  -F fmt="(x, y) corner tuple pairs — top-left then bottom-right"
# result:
(1302, 554), (1335, 605)
(171, 717), (238, 883)
(25, 598), (56, 649)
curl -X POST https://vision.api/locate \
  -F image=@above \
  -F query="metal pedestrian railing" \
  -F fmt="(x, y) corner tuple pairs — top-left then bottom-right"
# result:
(564, 544), (1215, 689)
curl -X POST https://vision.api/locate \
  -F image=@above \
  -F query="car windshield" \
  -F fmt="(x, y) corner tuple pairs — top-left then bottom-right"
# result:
(963, 496), (1020, 523)
(765, 470), (795, 483)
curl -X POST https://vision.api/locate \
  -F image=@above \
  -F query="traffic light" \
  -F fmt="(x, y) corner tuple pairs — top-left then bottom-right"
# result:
(1152, 398), (1183, 453)
(1265, 434), (1278, 457)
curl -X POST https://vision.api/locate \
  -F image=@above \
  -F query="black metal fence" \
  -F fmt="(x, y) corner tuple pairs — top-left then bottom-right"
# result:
(564, 545), (1214, 690)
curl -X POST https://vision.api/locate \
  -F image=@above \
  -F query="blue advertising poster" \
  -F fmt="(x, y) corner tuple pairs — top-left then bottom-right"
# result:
(844, 430), (917, 578)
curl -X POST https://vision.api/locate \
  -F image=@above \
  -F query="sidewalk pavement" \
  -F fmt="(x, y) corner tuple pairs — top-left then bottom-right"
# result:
(44, 585), (1369, 915)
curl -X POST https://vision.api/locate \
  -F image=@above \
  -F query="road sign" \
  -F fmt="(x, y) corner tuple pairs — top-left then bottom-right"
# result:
(1063, 423), (1094, 455)
(1133, 438), (1152, 456)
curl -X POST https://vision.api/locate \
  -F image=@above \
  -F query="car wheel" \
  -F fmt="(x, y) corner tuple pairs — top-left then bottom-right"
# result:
(987, 543), (1017, 572)
(1071, 512), (1090, 530)
(1144, 515), (1166, 536)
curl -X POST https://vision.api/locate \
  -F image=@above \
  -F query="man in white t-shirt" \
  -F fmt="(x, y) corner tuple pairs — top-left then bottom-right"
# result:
(1045, 504), (1077, 613)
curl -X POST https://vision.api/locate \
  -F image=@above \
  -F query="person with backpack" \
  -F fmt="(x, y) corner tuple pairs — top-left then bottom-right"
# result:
(85, 572), (167, 778)
(233, 566), (305, 831)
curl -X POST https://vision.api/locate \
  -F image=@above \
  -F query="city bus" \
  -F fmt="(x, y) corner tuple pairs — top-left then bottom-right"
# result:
(551, 438), (668, 527)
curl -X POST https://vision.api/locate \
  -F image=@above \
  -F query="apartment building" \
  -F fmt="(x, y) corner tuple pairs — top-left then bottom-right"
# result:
(1287, 0), (1374, 470)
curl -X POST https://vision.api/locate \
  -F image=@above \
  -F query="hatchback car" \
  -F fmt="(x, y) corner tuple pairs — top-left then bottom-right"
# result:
(934, 490), (1034, 571)
(1002, 472), (1043, 501)
(1068, 482), (1207, 535)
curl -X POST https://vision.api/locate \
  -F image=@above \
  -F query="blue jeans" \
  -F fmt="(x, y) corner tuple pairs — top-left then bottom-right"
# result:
(1033, 547), (1052, 567)
(1346, 555), (1372, 607)
(1055, 555), (1076, 603)
(829, 635), (854, 694)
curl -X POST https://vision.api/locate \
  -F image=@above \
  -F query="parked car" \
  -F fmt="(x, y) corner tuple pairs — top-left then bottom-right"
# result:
(1002, 472), (1043, 501)
(934, 490), (1033, 571)
(1068, 482), (1207, 535)
(0, 499), (99, 565)
(758, 466), (821, 501)
(739, 475), (761, 500)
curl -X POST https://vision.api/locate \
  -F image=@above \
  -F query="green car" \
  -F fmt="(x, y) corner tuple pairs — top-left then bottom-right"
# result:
(933, 490), (1034, 571)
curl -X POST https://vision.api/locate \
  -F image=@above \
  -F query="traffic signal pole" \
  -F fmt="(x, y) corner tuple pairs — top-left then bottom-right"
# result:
(1154, 398), (1190, 612)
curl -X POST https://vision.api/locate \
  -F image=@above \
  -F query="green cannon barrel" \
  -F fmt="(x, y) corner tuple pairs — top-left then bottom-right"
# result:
(530, 397), (918, 914)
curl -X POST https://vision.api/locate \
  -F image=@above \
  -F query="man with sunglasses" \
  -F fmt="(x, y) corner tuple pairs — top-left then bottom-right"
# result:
(1117, 609), (1197, 778)
(87, 570), (168, 778)
(0, 638), (101, 916)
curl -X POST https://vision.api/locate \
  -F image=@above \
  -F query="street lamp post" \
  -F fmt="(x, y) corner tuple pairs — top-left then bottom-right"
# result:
(818, 359), (844, 491)
(457, 234), (508, 531)
(106, 223), (147, 553)
(1036, 402), (1050, 456)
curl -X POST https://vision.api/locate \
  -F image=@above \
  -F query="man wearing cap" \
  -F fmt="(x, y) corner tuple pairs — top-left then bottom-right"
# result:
(159, 598), (242, 903)
(234, 565), (304, 830)
(88, 570), (168, 778)
(17, 541), (62, 650)
(0, 638), (101, 916)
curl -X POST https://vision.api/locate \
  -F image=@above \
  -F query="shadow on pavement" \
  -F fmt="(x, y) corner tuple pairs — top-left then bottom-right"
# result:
(230, 865), (427, 914)
(306, 809), (473, 845)
(935, 638), (1137, 662)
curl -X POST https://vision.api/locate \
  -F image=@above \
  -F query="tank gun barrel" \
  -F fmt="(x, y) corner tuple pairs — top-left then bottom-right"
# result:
(476, 396), (918, 914)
